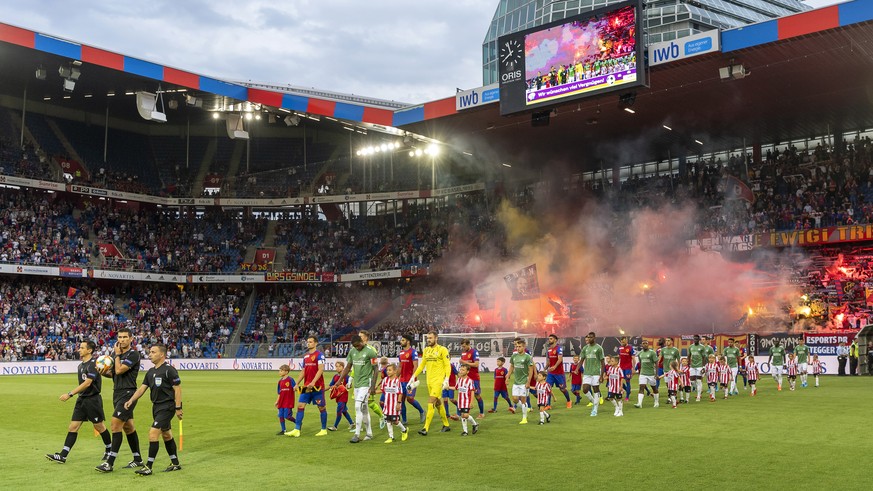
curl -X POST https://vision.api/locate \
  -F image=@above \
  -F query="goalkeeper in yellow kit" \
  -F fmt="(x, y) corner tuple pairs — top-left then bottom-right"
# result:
(407, 331), (451, 435)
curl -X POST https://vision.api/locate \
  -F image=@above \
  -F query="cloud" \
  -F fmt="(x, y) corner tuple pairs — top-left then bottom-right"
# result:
(0, 0), (495, 103)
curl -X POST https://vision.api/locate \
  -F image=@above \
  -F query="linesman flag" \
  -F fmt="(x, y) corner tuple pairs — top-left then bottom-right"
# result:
(504, 264), (540, 301)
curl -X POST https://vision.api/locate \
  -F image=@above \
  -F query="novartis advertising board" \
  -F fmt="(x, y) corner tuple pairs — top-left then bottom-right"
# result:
(0, 356), (842, 376)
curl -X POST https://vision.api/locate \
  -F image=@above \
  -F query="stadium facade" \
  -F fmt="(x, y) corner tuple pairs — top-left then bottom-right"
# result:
(481, 0), (811, 85)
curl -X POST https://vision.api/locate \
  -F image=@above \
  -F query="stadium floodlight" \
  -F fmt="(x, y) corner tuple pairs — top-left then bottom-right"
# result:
(720, 64), (749, 80)
(695, 139), (704, 145)
(212, 112), (220, 119)
(380, 143), (388, 152)
(414, 149), (423, 157)
(284, 114), (300, 126)
(408, 150), (414, 157)
(185, 94), (203, 108)
(623, 107), (635, 114)
(62, 79), (76, 93)
(663, 125), (672, 131)
(245, 113), (253, 121)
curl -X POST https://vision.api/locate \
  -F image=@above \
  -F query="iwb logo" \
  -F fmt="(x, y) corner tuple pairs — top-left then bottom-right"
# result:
(651, 42), (680, 64)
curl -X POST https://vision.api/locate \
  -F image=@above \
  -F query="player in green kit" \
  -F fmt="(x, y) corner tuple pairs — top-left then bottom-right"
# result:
(688, 335), (707, 401)
(722, 338), (741, 395)
(794, 338), (811, 388)
(635, 340), (659, 408)
(658, 337), (680, 391)
(507, 339), (535, 424)
(336, 335), (379, 443)
(768, 340), (787, 391)
(579, 332), (605, 417)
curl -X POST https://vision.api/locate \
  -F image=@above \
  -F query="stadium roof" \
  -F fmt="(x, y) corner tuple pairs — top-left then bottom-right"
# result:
(0, 1), (872, 170)
(400, 1), (873, 169)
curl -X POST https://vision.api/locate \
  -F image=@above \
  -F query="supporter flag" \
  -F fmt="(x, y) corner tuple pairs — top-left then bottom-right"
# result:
(475, 284), (495, 310)
(731, 312), (748, 329)
(720, 176), (755, 204)
(67, 287), (79, 299)
(866, 288), (873, 306)
(504, 264), (540, 301)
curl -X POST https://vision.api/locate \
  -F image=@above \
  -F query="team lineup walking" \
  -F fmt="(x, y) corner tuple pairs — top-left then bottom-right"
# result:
(270, 331), (823, 442)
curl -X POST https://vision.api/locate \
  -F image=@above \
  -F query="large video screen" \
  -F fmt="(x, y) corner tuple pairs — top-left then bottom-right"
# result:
(498, 1), (644, 116)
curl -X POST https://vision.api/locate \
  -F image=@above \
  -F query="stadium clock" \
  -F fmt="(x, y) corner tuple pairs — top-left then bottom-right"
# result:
(500, 38), (522, 69)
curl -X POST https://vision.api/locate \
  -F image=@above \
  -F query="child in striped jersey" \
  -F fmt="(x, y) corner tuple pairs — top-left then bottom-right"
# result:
(746, 356), (759, 396)
(453, 365), (479, 436)
(810, 355), (822, 387)
(660, 360), (682, 408)
(718, 355), (732, 399)
(679, 358), (692, 403)
(705, 354), (719, 402)
(535, 371), (552, 425)
(605, 356), (624, 417)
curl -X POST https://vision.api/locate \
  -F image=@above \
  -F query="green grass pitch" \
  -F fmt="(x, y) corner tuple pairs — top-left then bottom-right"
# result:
(2, 372), (869, 490)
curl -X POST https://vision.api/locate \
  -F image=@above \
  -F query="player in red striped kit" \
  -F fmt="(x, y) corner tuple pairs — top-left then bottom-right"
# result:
(661, 361), (682, 408)
(718, 356), (732, 399)
(546, 335), (572, 408)
(569, 355), (583, 405)
(378, 364), (408, 443)
(275, 364), (297, 435)
(488, 357), (514, 413)
(746, 355), (759, 396)
(617, 337), (635, 401)
(459, 339), (485, 419)
(786, 353), (798, 391)
(705, 354), (719, 402)
(453, 365), (480, 436)
(397, 334), (425, 424)
(534, 371), (552, 424)
(605, 355), (624, 417)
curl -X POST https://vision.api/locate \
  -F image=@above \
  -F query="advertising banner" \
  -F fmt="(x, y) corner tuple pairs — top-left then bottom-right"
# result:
(803, 332), (857, 356)
(648, 30), (719, 66)
(2, 355), (843, 376)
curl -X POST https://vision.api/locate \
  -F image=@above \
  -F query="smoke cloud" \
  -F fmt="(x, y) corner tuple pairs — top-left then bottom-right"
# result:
(439, 193), (802, 337)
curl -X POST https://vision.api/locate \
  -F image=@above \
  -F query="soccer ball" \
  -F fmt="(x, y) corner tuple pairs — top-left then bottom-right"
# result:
(96, 355), (113, 373)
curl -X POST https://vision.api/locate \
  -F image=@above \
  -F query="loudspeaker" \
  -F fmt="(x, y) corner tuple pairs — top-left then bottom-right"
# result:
(135, 91), (167, 122)
(531, 110), (550, 127)
(226, 114), (249, 140)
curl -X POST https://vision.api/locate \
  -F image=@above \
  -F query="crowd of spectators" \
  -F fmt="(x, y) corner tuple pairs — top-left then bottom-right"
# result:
(87, 205), (266, 273)
(0, 188), (90, 265)
(0, 277), (245, 361)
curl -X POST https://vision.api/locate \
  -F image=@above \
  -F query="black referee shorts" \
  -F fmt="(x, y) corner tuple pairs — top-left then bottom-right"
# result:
(71, 395), (105, 424)
(112, 389), (137, 422)
(151, 403), (175, 431)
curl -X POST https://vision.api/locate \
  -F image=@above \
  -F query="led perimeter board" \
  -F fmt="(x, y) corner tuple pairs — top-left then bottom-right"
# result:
(497, 0), (645, 116)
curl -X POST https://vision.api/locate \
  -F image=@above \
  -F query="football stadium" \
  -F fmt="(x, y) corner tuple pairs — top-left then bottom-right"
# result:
(1, 0), (872, 488)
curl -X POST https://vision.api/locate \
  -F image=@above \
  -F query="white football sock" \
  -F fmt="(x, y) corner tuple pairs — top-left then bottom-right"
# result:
(354, 406), (364, 437)
(461, 418), (468, 432)
(654, 393), (659, 405)
(387, 423), (394, 439)
(521, 403), (529, 419)
(637, 393), (644, 406)
(539, 411), (545, 423)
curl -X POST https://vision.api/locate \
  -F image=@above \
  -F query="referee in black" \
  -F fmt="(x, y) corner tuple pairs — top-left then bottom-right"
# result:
(124, 343), (183, 475)
(46, 340), (112, 464)
(96, 327), (144, 472)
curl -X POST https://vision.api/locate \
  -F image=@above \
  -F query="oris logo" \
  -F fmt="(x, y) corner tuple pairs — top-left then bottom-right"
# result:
(501, 70), (522, 84)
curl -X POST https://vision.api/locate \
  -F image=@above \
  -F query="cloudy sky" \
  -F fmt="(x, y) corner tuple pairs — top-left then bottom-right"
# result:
(0, 0), (839, 105)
